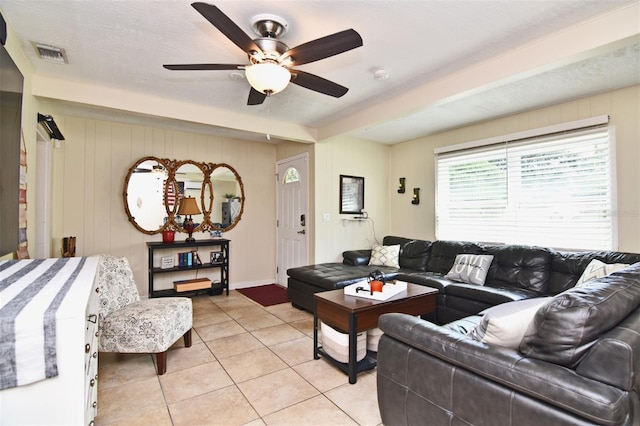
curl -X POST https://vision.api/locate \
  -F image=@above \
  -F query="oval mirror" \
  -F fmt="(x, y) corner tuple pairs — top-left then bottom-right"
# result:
(174, 160), (206, 233)
(123, 156), (170, 234)
(210, 163), (245, 232)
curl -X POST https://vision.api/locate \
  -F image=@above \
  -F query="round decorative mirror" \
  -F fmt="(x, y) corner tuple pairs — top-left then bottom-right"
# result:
(210, 163), (245, 232)
(123, 158), (245, 235)
(123, 156), (170, 234)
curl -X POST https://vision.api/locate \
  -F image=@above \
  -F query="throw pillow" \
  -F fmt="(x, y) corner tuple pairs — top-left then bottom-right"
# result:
(444, 254), (494, 285)
(368, 245), (401, 268)
(576, 259), (629, 286)
(468, 297), (552, 348)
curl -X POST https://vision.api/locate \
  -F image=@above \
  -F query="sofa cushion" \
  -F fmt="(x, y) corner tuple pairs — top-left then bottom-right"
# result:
(549, 250), (640, 295)
(444, 254), (493, 285)
(520, 262), (640, 367)
(575, 259), (629, 286)
(369, 245), (400, 268)
(484, 244), (551, 294)
(427, 240), (484, 275)
(469, 297), (552, 348)
(399, 239), (432, 271)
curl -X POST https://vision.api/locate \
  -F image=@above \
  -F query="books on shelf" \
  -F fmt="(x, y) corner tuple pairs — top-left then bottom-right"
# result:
(175, 250), (203, 267)
(174, 277), (211, 292)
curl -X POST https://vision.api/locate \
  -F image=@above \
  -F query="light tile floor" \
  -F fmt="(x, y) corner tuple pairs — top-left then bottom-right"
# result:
(95, 290), (382, 426)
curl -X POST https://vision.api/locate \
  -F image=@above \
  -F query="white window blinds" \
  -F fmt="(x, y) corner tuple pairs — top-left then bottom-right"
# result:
(435, 125), (614, 250)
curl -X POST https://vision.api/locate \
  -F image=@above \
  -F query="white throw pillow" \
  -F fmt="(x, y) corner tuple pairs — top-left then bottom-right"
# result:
(368, 245), (400, 268)
(445, 254), (494, 285)
(469, 297), (552, 348)
(576, 259), (629, 286)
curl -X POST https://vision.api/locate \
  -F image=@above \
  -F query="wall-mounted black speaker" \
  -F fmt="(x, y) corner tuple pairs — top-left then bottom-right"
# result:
(37, 113), (66, 140)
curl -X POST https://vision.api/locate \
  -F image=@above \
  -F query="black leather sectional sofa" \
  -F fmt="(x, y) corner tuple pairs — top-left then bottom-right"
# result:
(287, 235), (640, 324)
(287, 235), (640, 425)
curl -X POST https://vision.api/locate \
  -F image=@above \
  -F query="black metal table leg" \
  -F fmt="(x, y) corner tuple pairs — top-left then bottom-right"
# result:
(313, 302), (319, 360)
(348, 312), (357, 384)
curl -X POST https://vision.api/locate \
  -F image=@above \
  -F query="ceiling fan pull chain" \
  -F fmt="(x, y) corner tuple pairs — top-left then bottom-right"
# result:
(266, 95), (271, 141)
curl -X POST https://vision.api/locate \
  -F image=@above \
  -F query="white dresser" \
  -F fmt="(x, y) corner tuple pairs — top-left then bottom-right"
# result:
(0, 256), (100, 425)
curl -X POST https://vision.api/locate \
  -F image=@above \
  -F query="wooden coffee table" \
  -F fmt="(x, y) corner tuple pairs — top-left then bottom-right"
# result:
(313, 282), (438, 384)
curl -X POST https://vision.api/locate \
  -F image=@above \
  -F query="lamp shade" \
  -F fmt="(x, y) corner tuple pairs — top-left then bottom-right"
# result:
(177, 196), (201, 216)
(245, 62), (291, 95)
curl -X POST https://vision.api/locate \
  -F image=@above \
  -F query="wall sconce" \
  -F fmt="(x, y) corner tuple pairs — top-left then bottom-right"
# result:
(398, 177), (406, 194)
(412, 188), (420, 205)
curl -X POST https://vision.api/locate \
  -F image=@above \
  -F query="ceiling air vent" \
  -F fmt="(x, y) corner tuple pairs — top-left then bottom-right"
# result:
(32, 42), (68, 64)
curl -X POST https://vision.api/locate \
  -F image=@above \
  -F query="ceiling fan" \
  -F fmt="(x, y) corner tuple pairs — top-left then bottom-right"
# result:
(163, 2), (363, 105)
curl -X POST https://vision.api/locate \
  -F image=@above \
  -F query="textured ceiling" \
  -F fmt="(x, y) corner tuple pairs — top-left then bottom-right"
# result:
(1, 0), (638, 144)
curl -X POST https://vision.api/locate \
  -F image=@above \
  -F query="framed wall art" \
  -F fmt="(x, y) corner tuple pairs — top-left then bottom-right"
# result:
(339, 175), (364, 214)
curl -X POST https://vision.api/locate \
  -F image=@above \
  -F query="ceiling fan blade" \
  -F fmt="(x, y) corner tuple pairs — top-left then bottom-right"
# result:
(163, 63), (244, 71)
(191, 2), (262, 55)
(247, 87), (267, 105)
(290, 70), (349, 98)
(282, 29), (362, 66)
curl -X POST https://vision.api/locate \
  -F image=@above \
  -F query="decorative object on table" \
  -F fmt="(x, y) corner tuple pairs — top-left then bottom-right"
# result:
(160, 255), (174, 269)
(162, 229), (175, 243)
(411, 187), (420, 205)
(344, 280), (408, 301)
(367, 269), (386, 294)
(62, 236), (76, 257)
(210, 229), (223, 238)
(397, 177), (406, 193)
(177, 196), (201, 242)
(210, 251), (223, 264)
(192, 251), (203, 265)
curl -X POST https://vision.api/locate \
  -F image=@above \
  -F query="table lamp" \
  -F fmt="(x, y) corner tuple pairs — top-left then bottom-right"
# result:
(177, 196), (201, 242)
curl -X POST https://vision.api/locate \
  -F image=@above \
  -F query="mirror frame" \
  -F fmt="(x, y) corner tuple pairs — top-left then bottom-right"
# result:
(209, 162), (245, 232)
(123, 157), (246, 235)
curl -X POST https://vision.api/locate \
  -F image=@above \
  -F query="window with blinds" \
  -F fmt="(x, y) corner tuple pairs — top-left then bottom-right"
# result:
(435, 125), (615, 250)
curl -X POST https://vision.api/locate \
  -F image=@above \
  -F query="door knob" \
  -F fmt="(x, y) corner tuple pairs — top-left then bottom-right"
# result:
(297, 230), (306, 235)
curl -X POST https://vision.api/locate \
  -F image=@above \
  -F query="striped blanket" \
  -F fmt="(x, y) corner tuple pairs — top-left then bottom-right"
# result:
(0, 256), (99, 390)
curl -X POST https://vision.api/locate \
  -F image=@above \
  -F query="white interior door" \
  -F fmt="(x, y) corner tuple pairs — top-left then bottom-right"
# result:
(276, 153), (309, 286)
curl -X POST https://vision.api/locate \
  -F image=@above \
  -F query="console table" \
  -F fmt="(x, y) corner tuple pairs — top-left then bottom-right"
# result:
(147, 239), (229, 297)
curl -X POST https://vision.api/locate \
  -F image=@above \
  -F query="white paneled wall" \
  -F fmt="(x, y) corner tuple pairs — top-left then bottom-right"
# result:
(313, 137), (391, 263)
(50, 116), (278, 296)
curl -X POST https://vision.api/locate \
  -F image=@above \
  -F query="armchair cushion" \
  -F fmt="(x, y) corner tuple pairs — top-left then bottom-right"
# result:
(97, 255), (140, 320)
(99, 297), (192, 353)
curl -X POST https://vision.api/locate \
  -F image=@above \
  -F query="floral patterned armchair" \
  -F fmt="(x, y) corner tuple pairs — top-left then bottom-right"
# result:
(97, 255), (192, 374)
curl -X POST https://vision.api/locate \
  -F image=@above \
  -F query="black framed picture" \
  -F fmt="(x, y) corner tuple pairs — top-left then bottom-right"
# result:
(339, 175), (364, 214)
(210, 251), (224, 264)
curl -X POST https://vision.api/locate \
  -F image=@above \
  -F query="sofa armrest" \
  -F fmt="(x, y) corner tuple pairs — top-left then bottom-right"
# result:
(378, 313), (628, 425)
(342, 249), (371, 266)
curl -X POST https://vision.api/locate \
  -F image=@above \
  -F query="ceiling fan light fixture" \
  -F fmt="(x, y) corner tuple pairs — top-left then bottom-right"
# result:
(245, 62), (291, 95)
